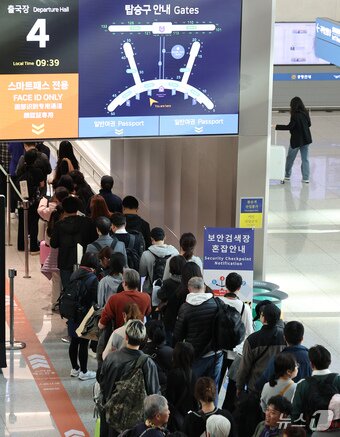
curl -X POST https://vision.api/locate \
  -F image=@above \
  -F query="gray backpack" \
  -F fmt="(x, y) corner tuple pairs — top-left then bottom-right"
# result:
(104, 354), (148, 432)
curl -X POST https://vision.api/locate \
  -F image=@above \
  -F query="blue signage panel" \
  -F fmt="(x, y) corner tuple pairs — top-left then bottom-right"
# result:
(240, 198), (263, 214)
(203, 227), (254, 301)
(315, 18), (340, 66)
(204, 227), (254, 271)
(78, 0), (242, 137)
(159, 114), (238, 136)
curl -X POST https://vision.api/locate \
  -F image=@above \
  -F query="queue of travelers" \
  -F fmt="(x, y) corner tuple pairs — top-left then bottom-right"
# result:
(2, 140), (340, 437)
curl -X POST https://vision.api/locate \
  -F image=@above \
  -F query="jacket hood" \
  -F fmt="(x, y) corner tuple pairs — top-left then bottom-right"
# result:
(186, 292), (213, 306)
(70, 267), (93, 282)
(148, 244), (178, 257)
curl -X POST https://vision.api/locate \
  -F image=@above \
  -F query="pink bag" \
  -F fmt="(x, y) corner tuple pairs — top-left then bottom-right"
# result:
(40, 241), (51, 266)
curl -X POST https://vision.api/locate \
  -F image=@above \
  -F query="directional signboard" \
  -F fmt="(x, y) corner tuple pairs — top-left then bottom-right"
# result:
(0, 0), (242, 140)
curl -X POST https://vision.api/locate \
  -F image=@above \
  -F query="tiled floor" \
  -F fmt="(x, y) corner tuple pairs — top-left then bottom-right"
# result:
(1, 110), (340, 435)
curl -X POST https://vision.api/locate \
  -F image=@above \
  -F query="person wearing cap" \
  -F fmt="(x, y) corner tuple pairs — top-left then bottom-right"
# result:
(50, 195), (98, 288)
(236, 303), (286, 394)
(139, 227), (178, 294)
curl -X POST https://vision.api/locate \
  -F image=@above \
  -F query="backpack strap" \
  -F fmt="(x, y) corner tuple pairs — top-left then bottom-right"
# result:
(127, 233), (136, 250)
(240, 302), (245, 317)
(279, 380), (294, 396)
(92, 241), (102, 252)
(148, 249), (160, 260)
(139, 428), (166, 437)
(110, 237), (118, 251)
(134, 353), (149, 369)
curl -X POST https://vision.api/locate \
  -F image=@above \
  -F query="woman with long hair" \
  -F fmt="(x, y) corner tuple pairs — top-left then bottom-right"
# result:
(175, 261), (205, 308)
(166, 342), (197, 431)
(89, 194), (112, 221)
(163, 232), (202, 280)
(142, 320), (173, 394)
(69, 170), (94, 212)
(275, 96), (312, 183)
(41, 204), (64, 310)
(157, 255), (187, 345)
(52, 140), (79, 188)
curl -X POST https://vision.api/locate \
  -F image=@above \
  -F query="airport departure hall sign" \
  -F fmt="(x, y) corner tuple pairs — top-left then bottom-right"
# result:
(0, 1), (242, 140)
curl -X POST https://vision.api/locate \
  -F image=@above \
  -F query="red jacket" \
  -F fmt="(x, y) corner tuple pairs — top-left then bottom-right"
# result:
(100, 290), (151, 328)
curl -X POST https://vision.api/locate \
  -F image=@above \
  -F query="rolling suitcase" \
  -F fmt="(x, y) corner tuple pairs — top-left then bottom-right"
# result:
(269, 145), (286, 183)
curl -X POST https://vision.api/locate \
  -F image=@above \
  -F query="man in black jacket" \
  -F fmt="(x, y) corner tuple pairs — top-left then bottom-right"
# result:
(50, 195), (97, 289)
(236, 303), (286, 394)
(123, 195), (152, 248)
(173, 277), (223, 394)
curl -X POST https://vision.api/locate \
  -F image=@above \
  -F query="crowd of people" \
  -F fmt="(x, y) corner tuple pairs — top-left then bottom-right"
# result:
(1, 140), (340, 437)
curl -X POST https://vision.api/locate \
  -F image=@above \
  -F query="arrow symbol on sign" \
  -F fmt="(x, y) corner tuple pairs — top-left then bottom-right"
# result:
(149, 98), (158, 107)
(115, 129), (124, 135)
(32, 123), (45, 135)
(194, 127), (203, 133)
(28, 354), (50, 369)
(64, 430), (86, 437)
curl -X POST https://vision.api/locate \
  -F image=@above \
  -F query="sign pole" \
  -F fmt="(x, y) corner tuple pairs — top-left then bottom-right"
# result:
(0, 195), (7, 367)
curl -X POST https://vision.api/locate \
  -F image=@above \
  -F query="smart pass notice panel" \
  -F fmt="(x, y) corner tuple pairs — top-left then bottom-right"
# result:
(0, 0), (242, 140)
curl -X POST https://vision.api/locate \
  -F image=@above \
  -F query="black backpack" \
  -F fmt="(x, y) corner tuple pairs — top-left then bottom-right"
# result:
(59, 274), (93, 323)
(92, 237), (118, 253)
(149, 251), (171, 283)
(212, 297), (246, 351)
(126, 233), (142, 270)
(304, 373), (340, 430)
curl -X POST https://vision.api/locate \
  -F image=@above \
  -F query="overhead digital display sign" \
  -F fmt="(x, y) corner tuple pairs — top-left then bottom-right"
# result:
(274, 22), (330, 66)
(0, 0), (242, 140)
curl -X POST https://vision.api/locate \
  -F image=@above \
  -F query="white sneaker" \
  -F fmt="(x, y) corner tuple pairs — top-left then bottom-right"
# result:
(302, 179), (309, 184)
(78, 370), (96, 381)
(284, 176), (290, 181)
(70, 368), (80, 377)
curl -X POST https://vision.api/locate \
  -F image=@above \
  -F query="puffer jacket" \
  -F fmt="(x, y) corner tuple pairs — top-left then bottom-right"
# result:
(173, 293), (218, 359)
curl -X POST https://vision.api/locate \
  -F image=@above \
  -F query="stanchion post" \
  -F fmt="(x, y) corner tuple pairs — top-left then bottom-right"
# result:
(23, 200), (31, 279)
(6, 174), (12, 246)
(0, 195), (6, 368)
(6, 269), (26, 351)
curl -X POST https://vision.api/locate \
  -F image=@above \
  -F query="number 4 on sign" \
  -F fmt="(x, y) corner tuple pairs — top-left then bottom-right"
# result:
(26, 19), (50, 48)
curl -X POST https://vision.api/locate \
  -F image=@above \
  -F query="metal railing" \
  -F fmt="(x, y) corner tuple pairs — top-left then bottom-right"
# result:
(0, 163), (31, 278)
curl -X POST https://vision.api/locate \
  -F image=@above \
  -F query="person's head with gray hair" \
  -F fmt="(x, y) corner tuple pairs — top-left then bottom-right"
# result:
(188, 276), (205, 293)
(122, 268), (140, 291)
(206, 414), (231, 437)
(144, 394), (170, 427)
(125, 319), (146, 346)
